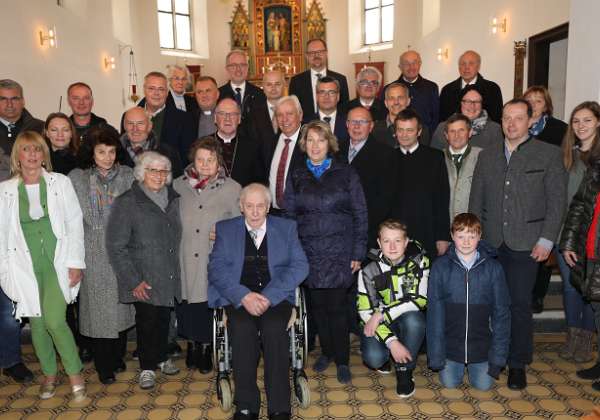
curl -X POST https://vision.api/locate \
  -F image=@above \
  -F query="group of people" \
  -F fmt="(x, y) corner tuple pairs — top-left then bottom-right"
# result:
(1, 37), (600, 420)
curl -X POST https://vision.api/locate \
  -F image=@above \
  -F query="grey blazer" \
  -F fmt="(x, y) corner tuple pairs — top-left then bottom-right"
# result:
(469, 137), (567, 251)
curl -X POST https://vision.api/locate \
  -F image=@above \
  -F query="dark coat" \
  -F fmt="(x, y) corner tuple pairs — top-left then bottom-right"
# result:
(218, 81), (266, 127)
(284, 159), (368, 288)
(50, 149), (78, 175)
(118, 133), (183, 178)
(439, 73), (503, 123)
(560, 171), (600, 300)
(343, 98), (387, 122)
(0, 109), (44, 154)
(337, 136), (396, 249)
(389, 145), (451, 257)
(535, 116), (568, 147)
(427, 243), (510, 372)
(303, 110), (349, 142)
(106, 182), (182, 307)
(70, 113), (118, 144)
(215, 130), (265, 187)
(289, 69), (350, 117)
(246, 98), (278, 146)
(380, 74), (440, 133)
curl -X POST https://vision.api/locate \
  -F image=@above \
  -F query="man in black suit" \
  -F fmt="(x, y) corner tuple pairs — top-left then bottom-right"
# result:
(67, 82), (118, 144)
(191, 76), (219, 139)
(126, 71), (196, 165)
(167, 65), (197, 113)
(248, 70), (285, 147)
(263, 95), (304, 214)
(380, 50), (439, 134)
(389, 108), (450, 259)
(338, 107), (395, 249)
(439, 50), (503, 123)
(303, 76), (348, 142)
(344, 66), (387, 122)
(218, 50), (266, 125)
(289, 38), (349, 117)
(214, 98), (264, 187)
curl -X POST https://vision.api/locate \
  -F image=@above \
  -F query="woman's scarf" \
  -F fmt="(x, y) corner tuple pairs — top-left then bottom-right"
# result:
(306, 157), (332, 179)
(89, 165), (120, 228)
(470, 109), (489, 136)
(185, 165), (226, 191)
(529, 114), (548, 137)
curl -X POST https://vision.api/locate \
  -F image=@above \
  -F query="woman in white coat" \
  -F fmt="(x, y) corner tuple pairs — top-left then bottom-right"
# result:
(0, 131), (86, 401)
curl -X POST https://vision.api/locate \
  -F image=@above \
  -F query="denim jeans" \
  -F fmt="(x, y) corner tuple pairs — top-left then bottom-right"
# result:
(360, 310), (425, 370)
(0, 288), (21, 368)
(440, 359), (494, 391)
(555, 248), (595, 331)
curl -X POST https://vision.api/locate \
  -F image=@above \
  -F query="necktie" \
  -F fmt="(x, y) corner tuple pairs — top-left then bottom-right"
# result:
(275, 138), (292, 208)
(348, 146), (357, 163)
(7, 123), (16, 138)
(323, 116), (332, 127)
(249, 229), (259, 247)
(234, 87), (242, 107)
(452, 153), (463, 173)
(316, 73), (323, 80)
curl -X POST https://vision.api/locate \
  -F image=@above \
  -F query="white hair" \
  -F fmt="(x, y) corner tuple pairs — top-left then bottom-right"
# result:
(167, 64), (191, 81)
(133, 151), (173, 184)
(274, 95), (302, 116)
(240, 183), (272, 207)
(355, 66), (382, 85)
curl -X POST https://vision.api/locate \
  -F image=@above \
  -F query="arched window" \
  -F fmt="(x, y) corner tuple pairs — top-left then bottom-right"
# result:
(157, 0), (192, 50)
(364, 0), (394, 45)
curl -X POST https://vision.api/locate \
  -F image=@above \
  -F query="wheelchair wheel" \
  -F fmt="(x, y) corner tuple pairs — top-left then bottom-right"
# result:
(294, 374), (310, 409)
(218, 377), (233, 412)
(299, 288), (309, 365)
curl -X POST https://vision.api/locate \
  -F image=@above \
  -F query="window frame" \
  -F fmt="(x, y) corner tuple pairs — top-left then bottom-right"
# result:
(363, 0), (394, 46)
(157, 0), (193, 51)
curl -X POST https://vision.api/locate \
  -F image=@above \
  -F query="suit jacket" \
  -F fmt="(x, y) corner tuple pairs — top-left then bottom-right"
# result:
(439, 73), (504, 123)
(338, 136), (396, 248)
(219, 81), (266, 125)
(289, 69), (350, 117)
(303, 110), (349, 142)
(469, 137), (567, 251)
(247, 98), (278, 146)
(343, 97), (388, 122)
(207, 215), (309, 308)
(0, 109), (44, 155)
(124, 96), (196, 165)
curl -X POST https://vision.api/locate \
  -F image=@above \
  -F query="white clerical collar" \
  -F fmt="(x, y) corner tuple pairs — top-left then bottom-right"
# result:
(218, 132), (236, 143)
(359, 98), (374, 107)
(145, 104), (166, 117)
(400, 142), (419, 155)
(449, 145), (468, 155)
(202, 109), (213, 116)
(402, 75), (419, 84)
(170, 89), (185, 99)
(461, 76), (478, 89)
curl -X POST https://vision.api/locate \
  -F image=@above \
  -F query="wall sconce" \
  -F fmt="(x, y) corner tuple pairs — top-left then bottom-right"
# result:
(436, 48), (448, 61)
(491, 17), (507, 34)
(39, 26), (57, 48)
(104, 56), (116, 70)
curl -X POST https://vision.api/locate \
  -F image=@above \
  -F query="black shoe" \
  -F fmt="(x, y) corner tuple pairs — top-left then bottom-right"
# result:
(167, 341), (182, 359)
(79, 347), (93, 364)
(185, 342), (196, 369)
(507, 368), (527, 390)
(592, 380), (600, 391)
(114, 360), (126, 374)
(269, 412), (291, 420)
(531, 297), (544, 314)
(3, 363), (34, 384)
(577, 362), (600, 380)
(132, 348), (139, 360)
(99, 372), (116, 385)
(376, 361), (392, 374)
(197, 343), (213, 374)
(233, 410), (259, 420)
(396, 366), (415, 398)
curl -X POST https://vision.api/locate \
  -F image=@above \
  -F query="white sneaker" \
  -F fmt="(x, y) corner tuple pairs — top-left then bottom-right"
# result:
(139, 370), (156, 389)
(158, 359), (180, 375)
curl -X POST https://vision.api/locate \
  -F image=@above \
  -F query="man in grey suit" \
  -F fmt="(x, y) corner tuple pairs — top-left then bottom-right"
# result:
(469, 98), (567, 390)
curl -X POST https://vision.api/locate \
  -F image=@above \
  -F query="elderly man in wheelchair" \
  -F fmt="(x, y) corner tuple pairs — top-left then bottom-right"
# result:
(208, 183), (309, 420)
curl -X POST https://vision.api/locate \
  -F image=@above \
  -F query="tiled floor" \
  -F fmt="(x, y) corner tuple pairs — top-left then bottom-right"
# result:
(1, 336), (599, 419)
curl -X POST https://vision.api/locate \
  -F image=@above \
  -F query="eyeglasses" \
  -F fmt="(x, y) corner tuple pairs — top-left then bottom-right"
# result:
(0, 96), (22, 103)
(348, 119), (372, 126)
(306, 49), (327, 56)
(461, 99), (482, 106)
(146, 86), (167, 94)
(216, 111), (241, 119)
(317, 89), (338, 96)
(170, 77), (187, 82)
(226, 63), (248, 70)
(357, 80), (379, 87)
(145, 168), (170, 177)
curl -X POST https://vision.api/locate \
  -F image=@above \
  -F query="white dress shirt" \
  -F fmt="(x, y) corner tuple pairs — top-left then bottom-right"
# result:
(245, 219), (267, 249)
(230, 81), (246, 101)
(310, 68), (326, 113)
(170, 90), (187, 111)
(461, 76), (478, 89)
(269, 127), (301, 209)
(318, 109), (337, 131)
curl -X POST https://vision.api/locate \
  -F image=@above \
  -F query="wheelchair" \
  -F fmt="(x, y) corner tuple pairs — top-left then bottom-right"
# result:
(212, 287), (310, 411)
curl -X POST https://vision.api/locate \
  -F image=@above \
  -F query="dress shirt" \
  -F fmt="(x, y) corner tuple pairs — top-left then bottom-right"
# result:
(359, 98), (375, 108)
(310, 68), (326, 113)
(461, 76), (478, 89)
(269, 127), (301, 209)
(230, 81), (246, 102)
(245, 219), (267, 249)
(348, 138), (368, 162)
(319, 110), (337, 131)
(145, 104), (166, 117)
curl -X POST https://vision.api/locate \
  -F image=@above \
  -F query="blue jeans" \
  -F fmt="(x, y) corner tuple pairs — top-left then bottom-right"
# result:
(360, 310), (425, 370)
(0, 288), (22, 368)
(440, 359), (494, 391)
(555, 248), (595, 331)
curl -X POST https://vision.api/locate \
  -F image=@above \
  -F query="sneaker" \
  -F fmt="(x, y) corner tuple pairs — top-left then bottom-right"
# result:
(376, 361), (392, 374)
(336, 365), (352, 384)
(396, 366), (415, 398)
(138, 370), (156, 390)
(577, 361), (600, 380)
(312, 355), (331, 373)
(158, 358), (180, 375)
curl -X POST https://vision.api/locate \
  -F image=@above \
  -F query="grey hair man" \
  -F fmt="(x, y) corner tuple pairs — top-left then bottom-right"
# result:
(344, 66), (387, 122)
(0, 79), (44, 154)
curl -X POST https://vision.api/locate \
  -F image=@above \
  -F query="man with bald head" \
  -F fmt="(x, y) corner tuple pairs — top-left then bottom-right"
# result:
(248, 70), (286, 145)
(380, 50), (439, 134)
(120, 106), (182, 176)
(439, 50), (503, 123)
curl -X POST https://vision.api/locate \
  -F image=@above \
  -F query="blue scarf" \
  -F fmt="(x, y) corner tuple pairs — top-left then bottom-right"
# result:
(529, 114), (548, 137)
(306, 157), (332, 179)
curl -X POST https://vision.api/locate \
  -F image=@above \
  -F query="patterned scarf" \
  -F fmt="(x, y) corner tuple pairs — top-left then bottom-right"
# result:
(185, 165), (226, 191)
(306, 157), (332, 179)
(529, 114), (548, 137)
(89, 165), (120, 228)
(470, 109), (489, 136)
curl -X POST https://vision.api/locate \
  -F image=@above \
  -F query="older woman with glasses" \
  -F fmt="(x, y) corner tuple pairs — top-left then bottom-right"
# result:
(0, 131), (86, 401)
(106, 151), (182, 390)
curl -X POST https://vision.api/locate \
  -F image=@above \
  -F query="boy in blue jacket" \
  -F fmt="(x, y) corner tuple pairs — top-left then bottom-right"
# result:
(427, 213), (510, 390)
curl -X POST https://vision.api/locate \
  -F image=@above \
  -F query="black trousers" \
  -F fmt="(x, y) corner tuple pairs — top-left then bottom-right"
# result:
(92, 330), (128, 377)
(134, 302), (171, 371)
(226, 302), (292, 415)
(497, 243), (538, 368)
(309, 288), (350, 366)
(175, 301), (212, 344)
(532, 261), (552, 302)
